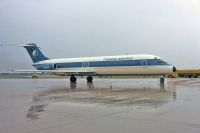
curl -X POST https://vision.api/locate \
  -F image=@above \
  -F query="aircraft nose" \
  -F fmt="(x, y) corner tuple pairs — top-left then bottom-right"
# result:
(172, 66), (176, 72)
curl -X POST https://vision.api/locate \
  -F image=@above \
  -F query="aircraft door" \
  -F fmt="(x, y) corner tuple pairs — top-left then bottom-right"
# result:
(142, 60), (147, 68)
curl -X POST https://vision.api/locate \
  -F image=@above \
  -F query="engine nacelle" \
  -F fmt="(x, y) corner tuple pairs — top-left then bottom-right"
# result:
(34, 64), (57, 70)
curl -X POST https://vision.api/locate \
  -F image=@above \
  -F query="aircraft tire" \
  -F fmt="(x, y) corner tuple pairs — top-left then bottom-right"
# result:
(87, 76), (93, 83)
(160, 77), (165, 83)
(70, 75), (77, 83)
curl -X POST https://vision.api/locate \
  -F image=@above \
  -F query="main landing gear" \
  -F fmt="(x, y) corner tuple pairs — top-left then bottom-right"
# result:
(87, 76), (93, 83)
(70, 75), (77, 83)
(70, 75), (93, 83)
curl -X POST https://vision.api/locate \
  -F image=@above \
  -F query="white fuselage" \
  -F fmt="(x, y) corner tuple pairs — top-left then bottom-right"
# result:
(33, 54), (174, 75)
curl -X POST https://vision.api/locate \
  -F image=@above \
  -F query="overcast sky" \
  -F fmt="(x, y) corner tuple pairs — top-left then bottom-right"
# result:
(0, 0), (200, 72)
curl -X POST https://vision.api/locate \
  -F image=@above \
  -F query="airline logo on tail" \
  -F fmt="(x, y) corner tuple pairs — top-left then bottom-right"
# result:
(32, 49), (38, 58)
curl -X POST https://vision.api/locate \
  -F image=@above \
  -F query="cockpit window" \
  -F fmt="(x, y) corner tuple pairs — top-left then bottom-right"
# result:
(156, 60), (163, 63)
(155, 59), (168, 65)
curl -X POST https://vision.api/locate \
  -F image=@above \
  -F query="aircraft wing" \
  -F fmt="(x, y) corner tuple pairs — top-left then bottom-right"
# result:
(13, 68), (97, 76)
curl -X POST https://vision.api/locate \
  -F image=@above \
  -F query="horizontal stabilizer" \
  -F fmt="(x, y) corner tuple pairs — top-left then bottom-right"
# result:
(1, 43), (48, 63)
(0, 44), (37, 47)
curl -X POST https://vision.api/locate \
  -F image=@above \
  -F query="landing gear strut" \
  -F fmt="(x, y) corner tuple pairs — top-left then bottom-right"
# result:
(70, 75), (77, 83)
(87, 76), (93, 83)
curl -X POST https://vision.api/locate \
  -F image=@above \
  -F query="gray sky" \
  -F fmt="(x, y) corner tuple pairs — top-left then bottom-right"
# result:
(0, 0), (200, 72)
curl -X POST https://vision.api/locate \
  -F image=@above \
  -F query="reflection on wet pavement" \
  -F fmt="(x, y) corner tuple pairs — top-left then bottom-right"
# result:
(27, 104), (47, 120)
(27, 79), (177, 120)
(1, 78), (200, 133)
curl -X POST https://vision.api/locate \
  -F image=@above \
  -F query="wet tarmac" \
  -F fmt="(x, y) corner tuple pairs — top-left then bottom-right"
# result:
(0, 78), (200, 133)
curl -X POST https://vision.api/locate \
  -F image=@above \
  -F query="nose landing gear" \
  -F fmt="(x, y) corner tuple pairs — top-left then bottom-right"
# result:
(160, 77), (165, 83)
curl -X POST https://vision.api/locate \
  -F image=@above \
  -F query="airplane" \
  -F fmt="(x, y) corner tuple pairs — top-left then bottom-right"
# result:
(0, 43), (176, 83)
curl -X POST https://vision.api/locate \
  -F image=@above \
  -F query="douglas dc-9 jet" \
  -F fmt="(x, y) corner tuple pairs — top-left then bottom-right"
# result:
(1, 43), (176, 83)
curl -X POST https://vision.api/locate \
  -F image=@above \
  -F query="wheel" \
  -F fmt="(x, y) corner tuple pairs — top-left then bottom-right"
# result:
(87, 76), (93, 83)
(70, 75), (77, 83)
(160, 77), (165, 83)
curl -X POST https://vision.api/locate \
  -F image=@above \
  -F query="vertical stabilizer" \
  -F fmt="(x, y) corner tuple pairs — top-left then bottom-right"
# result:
(23, 43), (49, 63)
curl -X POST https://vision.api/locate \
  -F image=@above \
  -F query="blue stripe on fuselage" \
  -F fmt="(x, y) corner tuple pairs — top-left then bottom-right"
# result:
(33, 59), (171, 70)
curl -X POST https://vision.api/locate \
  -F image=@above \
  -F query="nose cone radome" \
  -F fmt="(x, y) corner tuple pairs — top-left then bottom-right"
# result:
(172, 66), (177, 72)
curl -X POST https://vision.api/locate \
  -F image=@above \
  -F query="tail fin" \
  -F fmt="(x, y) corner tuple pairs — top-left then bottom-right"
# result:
(23, 43), (49, 63)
